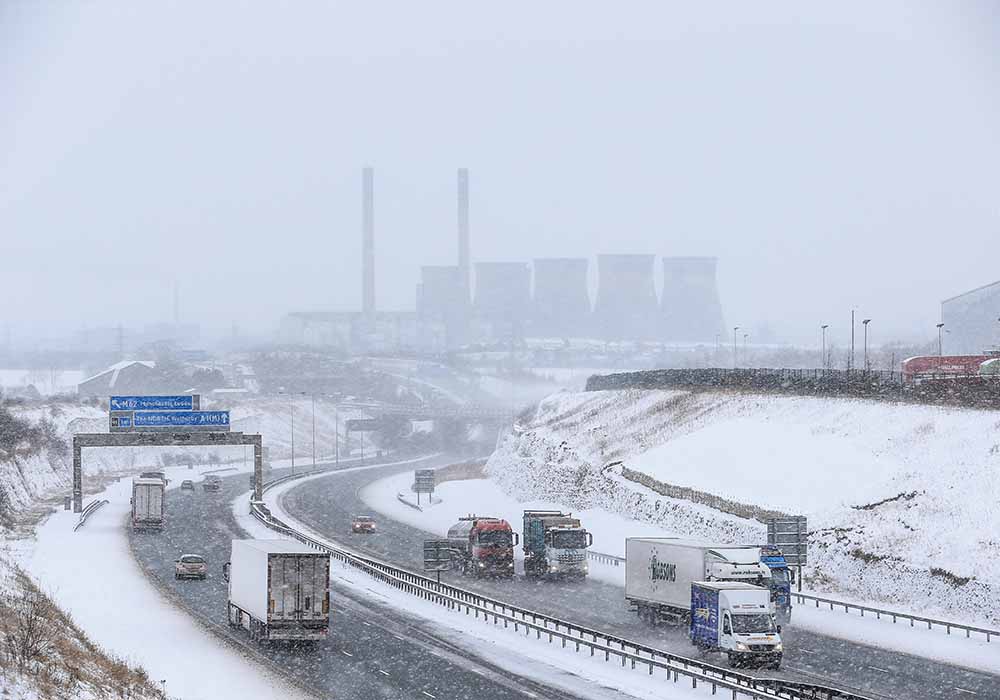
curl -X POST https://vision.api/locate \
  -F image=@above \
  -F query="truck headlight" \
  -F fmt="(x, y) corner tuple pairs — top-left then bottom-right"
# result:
(735, 642), (749, 651)
(774, 643), (783, 652)
(477, 561), (485, 568)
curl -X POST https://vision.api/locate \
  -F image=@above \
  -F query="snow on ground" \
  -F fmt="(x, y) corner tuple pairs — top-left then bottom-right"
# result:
(14, 461), (309, 700)
(252, 472), (718, 700)
(0, 368), (86, 396)
(487, 389), (1000, 627)
(358, 470), (1000, 676)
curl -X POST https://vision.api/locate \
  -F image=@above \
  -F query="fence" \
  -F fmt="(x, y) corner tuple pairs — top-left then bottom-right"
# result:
(585, 368), (1000, 409)
(253, 471), (872, 700)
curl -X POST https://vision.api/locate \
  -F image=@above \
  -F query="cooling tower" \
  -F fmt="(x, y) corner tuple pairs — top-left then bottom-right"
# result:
(661, 257), (725, 343)
(531, 258), (591, 338)
(473, 262), (531, 321)
(593, 254), (658, 340)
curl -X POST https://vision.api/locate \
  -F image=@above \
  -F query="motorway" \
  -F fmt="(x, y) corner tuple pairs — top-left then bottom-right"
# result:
(128, 458), (621, 700)
(278, 460), (1000, 700)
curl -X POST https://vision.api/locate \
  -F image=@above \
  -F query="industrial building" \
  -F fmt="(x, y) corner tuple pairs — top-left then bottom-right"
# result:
(661, 257), (725, 343)
(531, 258), (591, 338)
(941, 280), (1000, 355)
(593, 254), (658, 340)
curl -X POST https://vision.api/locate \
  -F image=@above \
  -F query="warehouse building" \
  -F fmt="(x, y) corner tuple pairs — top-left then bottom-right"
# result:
(941, 280), (1000, 355)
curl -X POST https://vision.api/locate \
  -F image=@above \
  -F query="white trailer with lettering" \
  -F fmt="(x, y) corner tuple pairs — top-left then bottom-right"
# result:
(625, 538), (771, 624)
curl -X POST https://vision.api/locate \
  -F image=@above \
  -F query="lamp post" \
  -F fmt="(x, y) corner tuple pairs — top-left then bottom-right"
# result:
(311, 393), (316, 469)
(821, 324), (829, 370)
(862, 319), (871, 371)
(743, 333), (749, 367)
(289, 399), (295, 475)
(937, 323), (945, 356)
(850, 309), (856, 371)
(733, 326), (740, 369)
(334, 404), (340, 466)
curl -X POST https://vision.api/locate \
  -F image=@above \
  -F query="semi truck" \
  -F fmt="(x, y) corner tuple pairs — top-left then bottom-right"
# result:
(690, 581), (783, 669)
(522, 510), (592, 579)
(624, 538), (772, 624)
(759, 546), (793, 622)
(446, 516), (518, 578)
(131, 478), (165, 530)
(223, 539), (330, 642)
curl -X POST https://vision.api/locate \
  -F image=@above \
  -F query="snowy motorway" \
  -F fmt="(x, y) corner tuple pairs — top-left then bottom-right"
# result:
(276, 460), (1000, 700)
(127, 458), (597, 700)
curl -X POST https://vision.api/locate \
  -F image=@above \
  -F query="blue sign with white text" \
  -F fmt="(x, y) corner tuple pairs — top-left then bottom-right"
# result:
(110, 395), (197, 411)
(132, 410), (230, 429)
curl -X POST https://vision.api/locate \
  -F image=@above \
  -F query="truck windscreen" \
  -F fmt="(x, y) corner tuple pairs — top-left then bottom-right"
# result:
(477, 531), (512, 547)
(552, 531), (589, 550)
(732, 614), (776, 634)
(769, 568), (789, 584)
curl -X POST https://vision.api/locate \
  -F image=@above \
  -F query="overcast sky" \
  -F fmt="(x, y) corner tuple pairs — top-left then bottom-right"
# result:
(3, 1), (998, 345)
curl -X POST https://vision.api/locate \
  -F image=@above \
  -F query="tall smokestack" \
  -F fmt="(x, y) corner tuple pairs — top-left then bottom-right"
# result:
(362, 167), (375, 319)
(457, 168), (470, 303)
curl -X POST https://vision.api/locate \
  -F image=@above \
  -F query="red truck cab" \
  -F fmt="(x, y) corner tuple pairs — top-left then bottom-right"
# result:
(446, 516), (519, 578)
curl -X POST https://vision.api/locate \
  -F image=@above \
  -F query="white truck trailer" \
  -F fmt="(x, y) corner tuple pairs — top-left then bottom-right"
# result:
(130, 478), (165, 530)
(624, 538), (772, 623)
(223, 539), (331, 642)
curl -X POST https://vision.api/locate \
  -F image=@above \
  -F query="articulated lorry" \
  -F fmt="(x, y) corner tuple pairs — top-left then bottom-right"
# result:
(691, 582), (783, 669)
(522, 510), (592, 579)
(446, 516), (518, 578)
(223, 539), (330, 642)
(131, 478), (165, 530)
(624, 538), (772, 623)
(759, 546), (793, 622)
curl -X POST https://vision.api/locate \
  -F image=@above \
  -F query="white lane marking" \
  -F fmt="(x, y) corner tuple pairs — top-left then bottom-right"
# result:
(798, 649), (815, 655)
(422, 693), (436, 699)
(342, 650), (354, 657)
(955, 689), (977, 695)
(378, 670), (390, 677)
(523, 693), (538, 698)
(393, 635), (405, 641)
(867, 666), (889, 673)
(362, 621), (371, 627)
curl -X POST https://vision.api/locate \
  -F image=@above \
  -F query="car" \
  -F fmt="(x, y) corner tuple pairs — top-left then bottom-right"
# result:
(351, 515), (376, 534)
(202, 475), (222, 492)
(180, 480), (195, 491)
(174, 554), (207, 580)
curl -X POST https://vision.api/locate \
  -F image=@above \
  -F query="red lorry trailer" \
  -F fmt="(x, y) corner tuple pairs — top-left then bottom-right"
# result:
(446, 516), (519, 578)
(901, 355), (988, 382)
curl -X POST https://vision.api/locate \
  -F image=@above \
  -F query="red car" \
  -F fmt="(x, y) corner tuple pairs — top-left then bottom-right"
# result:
(351, 515), (377, 534)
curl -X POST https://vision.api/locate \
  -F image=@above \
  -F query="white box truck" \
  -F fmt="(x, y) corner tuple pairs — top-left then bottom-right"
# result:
(691, 582), (783, 669)
(131, 478), (165, 530)
(625, 538), (772, 623)
(223, 539), (330, 642)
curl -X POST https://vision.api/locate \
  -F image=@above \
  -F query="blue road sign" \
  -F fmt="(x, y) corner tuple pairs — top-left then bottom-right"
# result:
(110, 395), (198, 411)
(132, 410), (230, 430)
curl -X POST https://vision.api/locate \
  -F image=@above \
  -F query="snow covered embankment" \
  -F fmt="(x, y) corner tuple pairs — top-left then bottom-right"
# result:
(486, 389), (1000, 627)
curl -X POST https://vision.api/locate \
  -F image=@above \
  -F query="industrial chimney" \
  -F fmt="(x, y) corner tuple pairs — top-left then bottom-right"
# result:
(457, 168), (470, 304)
(362, 167), (375, 320)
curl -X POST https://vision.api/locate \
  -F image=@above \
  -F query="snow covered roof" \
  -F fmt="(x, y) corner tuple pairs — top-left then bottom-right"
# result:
(80, 360), (155, 388)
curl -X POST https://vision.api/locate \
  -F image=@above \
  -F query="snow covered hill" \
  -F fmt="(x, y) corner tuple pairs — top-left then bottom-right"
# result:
(486, 389), (1000, 626)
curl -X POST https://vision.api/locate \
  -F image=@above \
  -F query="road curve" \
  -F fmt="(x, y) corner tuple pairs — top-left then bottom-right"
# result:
(128, 457), (609, 700)
(278, 459), (1000, 700)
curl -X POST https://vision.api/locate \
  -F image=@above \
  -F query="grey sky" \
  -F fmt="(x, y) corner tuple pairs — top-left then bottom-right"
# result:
(3, 1), (998, 345)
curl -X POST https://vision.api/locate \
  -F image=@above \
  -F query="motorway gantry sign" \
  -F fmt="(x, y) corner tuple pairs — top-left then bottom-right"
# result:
(110, 410), (230, 433)
(110, 395), (200, 411)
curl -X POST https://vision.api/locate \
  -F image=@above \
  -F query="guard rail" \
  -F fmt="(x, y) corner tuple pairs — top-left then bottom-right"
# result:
(587, 549), (998, 644)
(74, 499), (109, 531)
(254, 472), (871, 700)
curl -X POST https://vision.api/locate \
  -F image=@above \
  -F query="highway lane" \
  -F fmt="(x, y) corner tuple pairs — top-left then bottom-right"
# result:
(279, 460), (1000, 700)
(128, 459), (610, 700)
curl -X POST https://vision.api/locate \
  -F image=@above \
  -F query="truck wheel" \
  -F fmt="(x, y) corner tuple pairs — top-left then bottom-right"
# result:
(727, 653), (737, 668)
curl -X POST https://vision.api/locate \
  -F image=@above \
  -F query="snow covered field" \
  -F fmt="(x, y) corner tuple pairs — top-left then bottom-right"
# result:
(487, 389), (1000, 627)
(13, 461), (309, 700)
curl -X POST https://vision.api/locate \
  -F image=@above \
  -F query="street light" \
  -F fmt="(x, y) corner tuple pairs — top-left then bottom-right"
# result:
(821, 325), (829, 370)
(862, 319), (871, 371)
(743, 333), (749, 367)
(850, 309), (856, 371)
(733, 326), (740, 369)
(936, 323), (945, 356)
(311, 393), (316, 469)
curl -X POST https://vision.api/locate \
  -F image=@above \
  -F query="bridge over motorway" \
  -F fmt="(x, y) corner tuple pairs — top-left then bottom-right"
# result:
(339, 401), (514, 422)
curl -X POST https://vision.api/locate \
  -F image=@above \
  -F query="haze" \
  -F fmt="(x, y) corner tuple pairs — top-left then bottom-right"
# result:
(3, 1), (998, 346)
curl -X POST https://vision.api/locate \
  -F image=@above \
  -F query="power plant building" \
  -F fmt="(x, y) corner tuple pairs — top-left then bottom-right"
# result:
(531, 258), (591, 338)
(593, 254), (658, 340)
(417, 265), (469, 348)
(941, 280), (1000, 355)
(661, 257), (725, 343)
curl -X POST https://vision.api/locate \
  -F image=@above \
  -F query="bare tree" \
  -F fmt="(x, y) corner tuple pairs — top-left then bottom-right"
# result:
(1, 585), (55, 673)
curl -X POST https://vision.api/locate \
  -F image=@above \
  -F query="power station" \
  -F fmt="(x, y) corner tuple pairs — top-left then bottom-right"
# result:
(281, 168), (726, 350)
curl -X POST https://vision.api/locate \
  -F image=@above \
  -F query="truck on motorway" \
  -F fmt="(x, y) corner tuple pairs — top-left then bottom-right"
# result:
(759, 546), (793, 622)
(223, 539), (330, 642)
(446, 516), (518, 578)
(131, 478), (165, 530)
(901, 355), (989, 382)
(522, 510), (592, 579)
(624, 538), (772, 624)
(691, 581), (783, 669)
